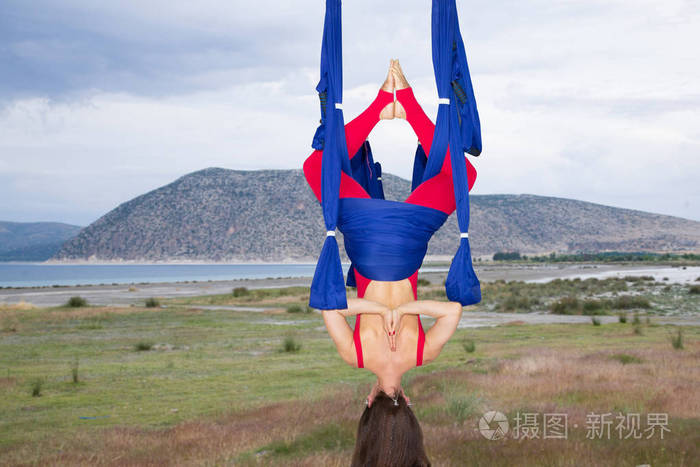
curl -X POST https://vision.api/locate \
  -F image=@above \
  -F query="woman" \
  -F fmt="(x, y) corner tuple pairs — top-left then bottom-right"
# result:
(304, 59), (477, 395)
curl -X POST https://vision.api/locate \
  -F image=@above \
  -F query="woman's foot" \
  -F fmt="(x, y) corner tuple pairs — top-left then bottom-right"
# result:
(380, 60), (395, 120)
(391, 60), (409, 119)
(391, 59), (410, 90)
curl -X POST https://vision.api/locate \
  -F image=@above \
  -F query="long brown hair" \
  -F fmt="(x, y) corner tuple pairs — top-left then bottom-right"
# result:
(351, 391), (431, 467)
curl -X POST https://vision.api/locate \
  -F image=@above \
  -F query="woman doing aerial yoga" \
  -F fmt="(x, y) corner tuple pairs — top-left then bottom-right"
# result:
(303, 59), (477, 396)
(303, 61), (477, 467)
(304, 1), (482, 464)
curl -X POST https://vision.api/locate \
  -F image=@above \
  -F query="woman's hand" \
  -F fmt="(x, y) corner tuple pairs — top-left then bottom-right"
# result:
(382, 307), (397, 351)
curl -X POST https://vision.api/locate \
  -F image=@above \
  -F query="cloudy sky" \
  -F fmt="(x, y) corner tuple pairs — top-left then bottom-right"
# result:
(1, 0), (698, 226)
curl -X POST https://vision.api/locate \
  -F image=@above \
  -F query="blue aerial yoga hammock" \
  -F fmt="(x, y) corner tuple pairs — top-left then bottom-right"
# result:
(308, 0), (482, 310)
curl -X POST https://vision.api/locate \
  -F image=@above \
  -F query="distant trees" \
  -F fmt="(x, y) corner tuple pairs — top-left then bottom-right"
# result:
(491, 250), (700, 262)
(493, 251), (521, 261)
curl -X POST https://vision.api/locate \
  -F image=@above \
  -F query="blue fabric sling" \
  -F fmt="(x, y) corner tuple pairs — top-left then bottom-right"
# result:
(346, 141), (385, 287)
(308, 0), (482, 309)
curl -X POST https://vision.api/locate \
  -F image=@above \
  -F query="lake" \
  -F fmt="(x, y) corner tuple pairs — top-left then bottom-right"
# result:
(0, 263), (329, 287)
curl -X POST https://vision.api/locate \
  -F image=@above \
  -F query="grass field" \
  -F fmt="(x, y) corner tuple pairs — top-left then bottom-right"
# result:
(1, 277), (698, 466)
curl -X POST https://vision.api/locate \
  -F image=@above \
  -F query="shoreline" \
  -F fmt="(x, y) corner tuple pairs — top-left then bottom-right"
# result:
(1, 263), (698, 308)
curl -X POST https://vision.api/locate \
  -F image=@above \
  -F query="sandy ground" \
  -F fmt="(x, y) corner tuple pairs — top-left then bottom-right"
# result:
(1, 262), (697, 308)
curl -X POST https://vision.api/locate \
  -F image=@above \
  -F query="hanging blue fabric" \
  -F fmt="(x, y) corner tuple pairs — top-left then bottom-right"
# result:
(309, 0), (352, 310)
(411, 145), (428, 192)
(338, 198), (448, 282)
(308, 0), (482, 309)
(350, 141), (384, 200)
(346, 140), (385, 287)
(426, 0), (482, 305)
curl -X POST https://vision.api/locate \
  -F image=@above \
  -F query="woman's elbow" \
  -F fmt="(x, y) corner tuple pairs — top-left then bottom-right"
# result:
(451, 301), (463, 317)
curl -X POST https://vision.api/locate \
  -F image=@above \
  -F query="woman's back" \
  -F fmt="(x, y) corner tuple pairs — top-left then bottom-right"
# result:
(355, 279), (424, 374)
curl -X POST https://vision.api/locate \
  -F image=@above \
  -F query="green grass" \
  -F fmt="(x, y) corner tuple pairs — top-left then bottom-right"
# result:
(242, 423), (355, 463)
(1, 278), (698, 465)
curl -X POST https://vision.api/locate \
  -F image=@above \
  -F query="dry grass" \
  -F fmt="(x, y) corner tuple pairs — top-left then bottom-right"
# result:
(0, 305), (161, 322)
(2, 387), (360, 466)
(2, 341), (698, 466)
(0, 300), (36, 311)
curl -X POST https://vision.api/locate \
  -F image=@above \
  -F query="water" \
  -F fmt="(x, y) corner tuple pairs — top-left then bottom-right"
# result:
(1, 262), (698, 288)
(0, 263), (333, 287)
(528, 266), (700, 285)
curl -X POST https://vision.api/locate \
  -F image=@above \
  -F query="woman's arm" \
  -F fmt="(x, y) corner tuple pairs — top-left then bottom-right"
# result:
(321, 298), (393, 365)
(395, 300), (463, 364)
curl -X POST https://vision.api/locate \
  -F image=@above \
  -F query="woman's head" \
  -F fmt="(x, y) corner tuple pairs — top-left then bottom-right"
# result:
(351, 390), (431, 467)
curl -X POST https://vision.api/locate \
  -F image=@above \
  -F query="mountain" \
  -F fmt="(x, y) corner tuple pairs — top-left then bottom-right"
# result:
(51, 167), (700, 262)
(0, 221), (83, 261)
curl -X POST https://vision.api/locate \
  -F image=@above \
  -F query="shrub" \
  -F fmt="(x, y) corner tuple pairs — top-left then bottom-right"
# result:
(632, 314), (641, 325)
(581, 299), (607, 315)
(591, 317), (601, 326)
(134, 341), (154, 351)
(31, 378), (43, 397)
(232, 287), (249, 297)
(444, 392), (481, 423)
(671, 329), (684, 350)
(611, 296), (651, 310)
(71, 357), (79, 384)
(610, 353), (643, 364)
(417, 278), (431, 287)
(550, 296), (580, 315)
(145, 297), (160, 308)
(688, 285), (700, 295)
(65, 296), (88, 307)
(622, 276), (654, 282)
(634, 324), (643, 335)
(282, 336), (301, 353)
(286, 304), (311, 314)
(462, 339), (476, 353)
(618, 313), (627, 323)
(501, 295), (539, 312)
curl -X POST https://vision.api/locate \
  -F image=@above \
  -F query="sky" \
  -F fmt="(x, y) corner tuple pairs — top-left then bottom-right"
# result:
(0, 0), (698, 227)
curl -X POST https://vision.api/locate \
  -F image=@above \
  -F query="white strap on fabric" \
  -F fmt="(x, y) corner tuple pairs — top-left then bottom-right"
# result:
(335, 102), (343, 110)
(326, 230), (336, 236)
(460, 232), (469, 238)
(377, 177), (382, 181)
(438, 98), (450, 105)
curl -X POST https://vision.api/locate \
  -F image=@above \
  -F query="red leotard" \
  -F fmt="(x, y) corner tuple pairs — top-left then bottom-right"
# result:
(303, 87), (477, 368)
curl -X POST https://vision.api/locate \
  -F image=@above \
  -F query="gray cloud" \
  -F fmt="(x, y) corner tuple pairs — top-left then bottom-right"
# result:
(0, 0), (699, 225)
